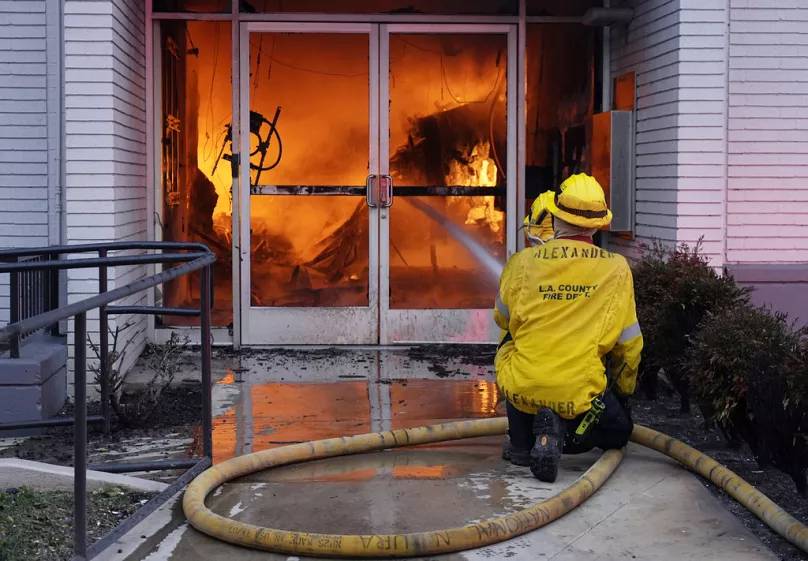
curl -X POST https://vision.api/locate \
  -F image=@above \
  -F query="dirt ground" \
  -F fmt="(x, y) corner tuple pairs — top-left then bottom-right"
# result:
(0, 383), (202, 467)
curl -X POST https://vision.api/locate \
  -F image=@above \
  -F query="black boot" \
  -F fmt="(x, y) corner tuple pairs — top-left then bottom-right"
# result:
(501, 436), (532, 466)
(530, 407), (564, 482)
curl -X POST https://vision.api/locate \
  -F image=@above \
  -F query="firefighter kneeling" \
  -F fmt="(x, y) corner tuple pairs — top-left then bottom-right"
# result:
(494, 173), (643, 482)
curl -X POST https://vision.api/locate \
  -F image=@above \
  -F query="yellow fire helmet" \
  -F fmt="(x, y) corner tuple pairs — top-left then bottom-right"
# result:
(522, 190), (556, 244)
(545, 173), (613, 230)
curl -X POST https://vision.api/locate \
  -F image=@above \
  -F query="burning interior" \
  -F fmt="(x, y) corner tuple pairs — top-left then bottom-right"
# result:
(157, 19), (594, 325)
(244, 32), (509, 310)
(159, 21), (233, 326)
(387, 34), (507, 309)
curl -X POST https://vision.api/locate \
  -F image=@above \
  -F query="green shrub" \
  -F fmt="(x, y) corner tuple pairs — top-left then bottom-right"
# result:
(785, 336), (808, 410)
(686, 303), (808, 494)
(631, 242), (672, 399)
(745, 330), (808, 495)
(686, 305), (792, 443)
(632, 240), (750, 411)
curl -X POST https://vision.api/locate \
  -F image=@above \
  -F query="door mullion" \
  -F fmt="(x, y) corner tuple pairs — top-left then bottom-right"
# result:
(230, 14), (242, 348)
(370, 24), (381, 343)
(378, 24), (391, 345)
(507, 26), (518, 257)
(238, 21), (251, 344)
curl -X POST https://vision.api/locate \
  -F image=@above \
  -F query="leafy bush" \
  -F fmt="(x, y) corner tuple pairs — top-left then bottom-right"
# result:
(746, 334), (808, 495)
(686, 304), (808, 494)
(631, 242), (673, 400)
(686, 305), (792, 445)
(632, 241), (750, 411)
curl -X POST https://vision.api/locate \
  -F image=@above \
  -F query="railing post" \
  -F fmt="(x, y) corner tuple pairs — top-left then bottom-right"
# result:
(9, 258), (19, 358)
(98, 250), (110, 434)
(74, 312), (88, 560)
(49, 253), (60, 336)
(37, 261), (43, 316)
(34, 260), (41, 316)
(33, 265), (38, 317)
(20, 269), (26, 323)
(200, 264), (213, 459)
(209, 260), (215, 310)
(23, 269), (30, 322)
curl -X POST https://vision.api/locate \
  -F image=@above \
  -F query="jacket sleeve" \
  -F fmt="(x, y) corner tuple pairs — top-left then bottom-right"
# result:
(493, 254), (518, 332)
(609, 267), (643, 396)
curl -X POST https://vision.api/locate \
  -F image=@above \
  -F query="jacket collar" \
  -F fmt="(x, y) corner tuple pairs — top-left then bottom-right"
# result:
(555, 235), (594, 244)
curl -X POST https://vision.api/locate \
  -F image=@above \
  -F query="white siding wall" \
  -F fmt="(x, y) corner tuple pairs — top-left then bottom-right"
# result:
(64, 0), (148, 384)
(609, 0), (730, 266)
(609, 0), (682, 257)
(727, 1), (808, 263)
(675, 0), (728, 264)
(0, 0), (55, 325)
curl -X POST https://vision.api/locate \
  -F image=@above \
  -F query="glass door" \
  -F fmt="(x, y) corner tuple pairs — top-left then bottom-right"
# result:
(239, 22), (516, 345)
(239, 23), (380, 344)
(380, 24), (517, 343)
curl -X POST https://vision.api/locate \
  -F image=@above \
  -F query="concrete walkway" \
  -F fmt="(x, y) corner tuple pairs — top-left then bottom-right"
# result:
(0, 458), (167, 492)
(102, 347), (778, 561)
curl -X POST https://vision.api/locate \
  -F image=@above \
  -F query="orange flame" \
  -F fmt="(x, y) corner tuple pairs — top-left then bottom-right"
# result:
(446, 140), (504, 234)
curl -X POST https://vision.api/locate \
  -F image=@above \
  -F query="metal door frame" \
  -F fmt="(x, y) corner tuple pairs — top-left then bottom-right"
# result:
(239, 21), (381, 345)
(379, 23), (517, 344)
(146, 6), (611, 347)
(238, 22), (517, 345)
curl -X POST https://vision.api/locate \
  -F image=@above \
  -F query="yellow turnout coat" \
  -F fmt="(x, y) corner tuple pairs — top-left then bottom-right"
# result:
(494, 238), (643, 419)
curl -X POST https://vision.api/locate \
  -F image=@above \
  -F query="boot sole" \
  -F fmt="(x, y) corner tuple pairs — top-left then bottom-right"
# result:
(530, 409), (563, 482)
(530, 434), (561, 481)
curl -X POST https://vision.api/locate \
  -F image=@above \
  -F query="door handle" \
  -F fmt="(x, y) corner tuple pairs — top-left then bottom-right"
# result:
(366, 174), (378, 208)
(379, 175), (393, 208)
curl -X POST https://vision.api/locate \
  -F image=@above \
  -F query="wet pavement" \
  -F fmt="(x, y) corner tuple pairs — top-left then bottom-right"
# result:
(104, 347), (779, 561)
(208, 347), (498, 464)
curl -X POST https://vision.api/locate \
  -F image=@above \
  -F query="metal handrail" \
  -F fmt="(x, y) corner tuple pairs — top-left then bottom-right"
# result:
(0, 240), (211, 258)
(0, 252), (211, 272)
(0, 242), (212, 353)
(0, 241), (215, 561)
(0, 252), (214, 345)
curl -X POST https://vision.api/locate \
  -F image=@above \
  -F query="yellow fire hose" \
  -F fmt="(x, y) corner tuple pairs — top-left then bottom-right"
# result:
(183, 419), (808, 558)
(631, 425), (808, 551)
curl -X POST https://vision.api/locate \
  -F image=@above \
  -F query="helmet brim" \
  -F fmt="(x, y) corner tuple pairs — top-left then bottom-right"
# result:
(545, 197), (613, 230)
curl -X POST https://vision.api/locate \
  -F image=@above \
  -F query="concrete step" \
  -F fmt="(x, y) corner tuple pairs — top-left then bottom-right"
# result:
(0, 336), (68, 425)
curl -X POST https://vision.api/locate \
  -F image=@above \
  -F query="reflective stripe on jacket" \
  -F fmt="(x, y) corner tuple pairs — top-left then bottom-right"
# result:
(493, 238), (643, 419)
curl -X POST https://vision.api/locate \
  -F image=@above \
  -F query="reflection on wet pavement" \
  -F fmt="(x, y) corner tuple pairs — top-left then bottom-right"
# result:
(390, 379), (499, 429)
(100, 346), (778, 561)
(207, 447), (592, 537)
(210, 348), (499, 464)
(213, 380), (373, 463)
(194, 347), (518, 539)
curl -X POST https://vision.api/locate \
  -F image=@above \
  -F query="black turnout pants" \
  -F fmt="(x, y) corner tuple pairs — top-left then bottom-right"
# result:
(506, 390), (633, 454)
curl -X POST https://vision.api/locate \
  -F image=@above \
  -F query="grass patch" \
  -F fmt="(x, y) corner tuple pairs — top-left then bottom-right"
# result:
(0, 486), (154, 561)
